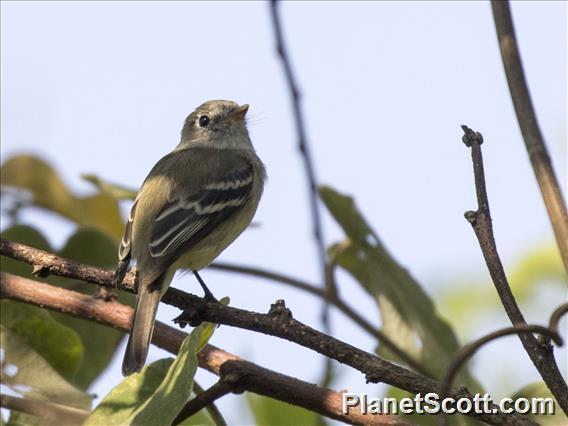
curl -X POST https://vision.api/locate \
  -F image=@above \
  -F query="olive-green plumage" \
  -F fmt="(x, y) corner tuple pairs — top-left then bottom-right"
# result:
(115, 100), (265, 375)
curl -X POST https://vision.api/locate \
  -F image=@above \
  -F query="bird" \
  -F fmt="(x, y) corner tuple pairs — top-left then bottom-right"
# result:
(114, 100), (266, 375)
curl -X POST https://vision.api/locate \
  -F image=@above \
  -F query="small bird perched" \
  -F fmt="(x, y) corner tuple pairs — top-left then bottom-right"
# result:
(114, 100), (265, 376)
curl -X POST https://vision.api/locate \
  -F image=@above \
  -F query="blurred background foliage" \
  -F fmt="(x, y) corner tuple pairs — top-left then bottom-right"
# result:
(440, 243), (565, 336)
(1, 154), (565, 425)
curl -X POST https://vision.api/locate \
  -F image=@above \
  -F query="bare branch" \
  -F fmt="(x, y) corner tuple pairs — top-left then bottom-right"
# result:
(210, 261), (430, 376)
(268, 0), (327, 278)
(491, 0), (568, 272)
(0, 272), (402, 426)
(1, 238), (428, 376)
(461, 125), (568, 413)
(188, 381), (228, 426)
(173, 381), (231, 426)
(0, 237), (130, 290)
(438, 324), (564, 401)
(0, 241), (538, 425)
(549, 303), (568, 336)
(269, 1), (334, 372)
(0, 239), (439, 396)
(0, 393), (89, 425)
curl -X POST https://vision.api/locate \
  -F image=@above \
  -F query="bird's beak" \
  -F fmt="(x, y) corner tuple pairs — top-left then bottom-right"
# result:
(229, 104), (249, 122)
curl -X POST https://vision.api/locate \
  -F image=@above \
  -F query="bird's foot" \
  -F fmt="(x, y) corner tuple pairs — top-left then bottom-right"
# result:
(173, 294), (221, 328)
(94, 285), (117, 302)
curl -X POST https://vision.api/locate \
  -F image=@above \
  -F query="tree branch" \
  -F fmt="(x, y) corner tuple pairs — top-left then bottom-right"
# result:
(549, 303), (568, 334)
(0, 238), (428, 377)
(0, 393), (90, 425)
(438, 324), (563, 401)
(209, 261), (430, 376)
(189, 381), (228, 426)
(0, 239), (454, 397)
(491, 0), (568, 272)
(0, 272), (399, 426)
(1, 240), (537, 425)
(269, 0), (327, 285)
(173, 381), (231, 426)
(461, 125), (568, 414)
(269, 2), (334, 372)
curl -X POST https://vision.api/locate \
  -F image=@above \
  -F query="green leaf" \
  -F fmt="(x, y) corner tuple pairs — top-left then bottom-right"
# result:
(82, 174), (138, 200)
(53, 227), (133, 390)
(176, 409), (215, 426)
(7, 409), (90, 426)
(86, 324), (215, 426)
(130, 326), (203, 425)
(175, 382), (215, 426)
(247, 394), (322, 426)
(320, 186), (478, 389)
(6, 412), (35, 426)
(0, 300), (84, 382)
(59, 227), (118, 267)
(52, 314), (126, 391)
(1, 225), (131, 390)
(0, 225), (52, 278)
(84, 358), (173, 426)
(0, 327), (93, 411)
(195, 296), (229, 353)
(0, 155), (124, 239)
(511, 382), (567, 425)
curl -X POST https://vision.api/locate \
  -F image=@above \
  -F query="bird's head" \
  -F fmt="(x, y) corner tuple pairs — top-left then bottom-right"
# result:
(179, 100), (251, 149)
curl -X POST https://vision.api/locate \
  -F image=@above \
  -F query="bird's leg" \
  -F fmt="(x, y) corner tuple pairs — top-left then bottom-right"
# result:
(174, 271), (219, 328)
(97, 258), (132, 301)
(94, 285), (116, 301)
(193, 270), (219, 303)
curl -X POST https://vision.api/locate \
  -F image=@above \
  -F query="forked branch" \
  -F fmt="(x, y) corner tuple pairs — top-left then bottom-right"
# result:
(461, 125), (568, 414)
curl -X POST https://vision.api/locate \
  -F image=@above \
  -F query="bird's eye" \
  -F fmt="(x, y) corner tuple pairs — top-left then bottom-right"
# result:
(198, 115), (210, 127)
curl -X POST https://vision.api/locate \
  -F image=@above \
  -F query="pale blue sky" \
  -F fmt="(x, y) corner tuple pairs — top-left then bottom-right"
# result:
(1, 1), (566, 423)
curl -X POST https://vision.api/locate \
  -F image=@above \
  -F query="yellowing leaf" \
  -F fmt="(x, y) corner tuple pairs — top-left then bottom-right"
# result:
(320, 186), (479, 390)
(82, 174), (137, 200)
(1, 155), (124, 240)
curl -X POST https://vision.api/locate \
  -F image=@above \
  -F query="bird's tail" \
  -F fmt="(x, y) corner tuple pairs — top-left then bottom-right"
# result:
(122, 274), (165, 376)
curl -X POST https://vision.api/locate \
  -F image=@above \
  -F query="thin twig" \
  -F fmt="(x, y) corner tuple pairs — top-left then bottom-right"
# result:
(461, 125), (568, 414)
(491, 0), (568, 272)
(0, 393), (90, 425)
(542, 302), (568, 346)
(437, 324), (563, 426)
(269, 2), (334, 375)
(173, 381), (231, 426)
(438, 324), (563, 400)
(549, 303), (568, 335)
(0, 272), (400, 426)
(268, 0), (327, 280)
(210, 261), (430, 376)
(189, 381), (228, 426)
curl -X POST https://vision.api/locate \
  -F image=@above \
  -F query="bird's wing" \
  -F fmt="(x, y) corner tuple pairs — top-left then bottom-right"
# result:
(147, 160), (254, 265)
(113, 194), (139, 286)
(118, 197), (138, 262)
